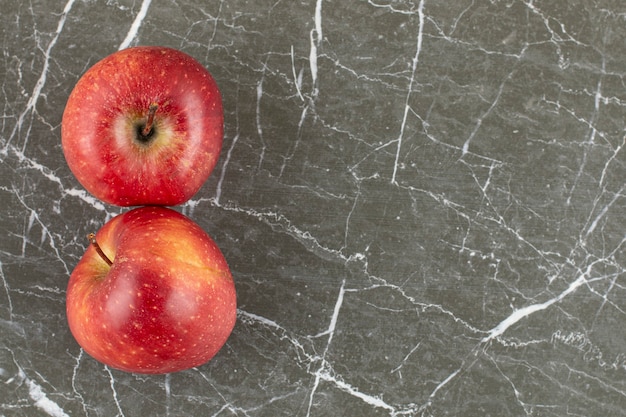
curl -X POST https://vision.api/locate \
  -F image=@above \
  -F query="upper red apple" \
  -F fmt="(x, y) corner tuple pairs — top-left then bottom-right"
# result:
(61, 46), (223, 206)
(66, 206), (236, 374)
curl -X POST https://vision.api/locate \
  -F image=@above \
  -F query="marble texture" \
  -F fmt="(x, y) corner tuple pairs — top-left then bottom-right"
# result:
(1, 0), (625, 416)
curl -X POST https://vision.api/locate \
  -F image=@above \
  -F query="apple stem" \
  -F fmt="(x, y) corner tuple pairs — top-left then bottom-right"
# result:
(87, 233), (113, 266)
(142, 103), (159, 137)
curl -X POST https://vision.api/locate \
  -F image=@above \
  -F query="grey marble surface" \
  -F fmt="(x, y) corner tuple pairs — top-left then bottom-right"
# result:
(1, 1), (625, 416)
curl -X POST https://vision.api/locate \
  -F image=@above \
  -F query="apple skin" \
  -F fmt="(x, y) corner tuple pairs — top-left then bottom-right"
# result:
(66, 206), (236, 374)
(61, 46), (223, 206)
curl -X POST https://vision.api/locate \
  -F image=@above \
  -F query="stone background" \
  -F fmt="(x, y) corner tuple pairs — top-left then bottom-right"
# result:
(1, 1), (625, 416)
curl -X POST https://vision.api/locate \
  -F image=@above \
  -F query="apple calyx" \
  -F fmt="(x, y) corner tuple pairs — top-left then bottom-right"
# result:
(87, 233), (113, 266)
(137, 103), (159, 144)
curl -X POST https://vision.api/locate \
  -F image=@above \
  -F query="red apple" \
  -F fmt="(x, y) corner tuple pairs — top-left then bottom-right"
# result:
(66, 206), (236, 374)
(61, 46), (223, 206)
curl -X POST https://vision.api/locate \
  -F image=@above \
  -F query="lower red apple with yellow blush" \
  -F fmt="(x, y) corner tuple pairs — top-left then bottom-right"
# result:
(66, 206), (236, 374)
